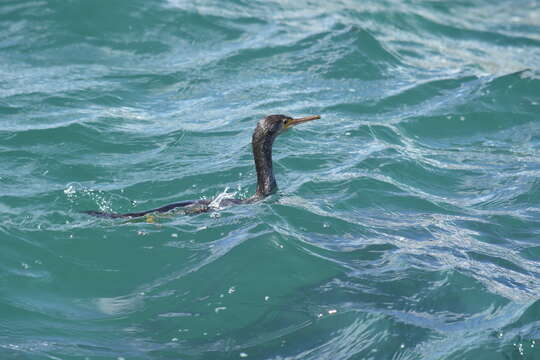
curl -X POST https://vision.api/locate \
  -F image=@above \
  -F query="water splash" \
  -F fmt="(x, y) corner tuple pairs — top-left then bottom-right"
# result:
(63, 182), (114, 213)
(208, 187), (237, 210)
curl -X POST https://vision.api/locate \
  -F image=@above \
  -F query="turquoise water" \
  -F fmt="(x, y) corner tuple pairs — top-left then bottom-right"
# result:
(1, 0), (540, 359)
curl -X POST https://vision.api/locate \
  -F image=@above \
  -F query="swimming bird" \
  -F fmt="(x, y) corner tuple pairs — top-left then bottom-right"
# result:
(83, 114), (320, 218)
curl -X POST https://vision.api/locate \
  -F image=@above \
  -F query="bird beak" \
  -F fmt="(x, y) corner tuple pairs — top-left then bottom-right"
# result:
(285, 115), (320, 129)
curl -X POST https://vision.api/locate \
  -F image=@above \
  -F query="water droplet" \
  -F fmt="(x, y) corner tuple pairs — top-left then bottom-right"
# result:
(240, 352), (248, 358)
(264, 296), (270, 301)
(228, 286), (236, 294)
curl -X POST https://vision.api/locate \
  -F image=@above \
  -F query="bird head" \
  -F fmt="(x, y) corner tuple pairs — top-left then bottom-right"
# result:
(253, 114), (320, 143)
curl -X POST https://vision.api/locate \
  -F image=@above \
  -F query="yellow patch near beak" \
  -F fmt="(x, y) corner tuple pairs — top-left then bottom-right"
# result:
(284, 115), (320, 129)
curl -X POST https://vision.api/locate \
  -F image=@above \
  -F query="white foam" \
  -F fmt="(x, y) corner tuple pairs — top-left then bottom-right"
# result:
(208, 187), (237, 210)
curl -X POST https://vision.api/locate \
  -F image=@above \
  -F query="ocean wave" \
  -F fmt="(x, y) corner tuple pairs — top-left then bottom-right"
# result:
(2, 0), (540, 359)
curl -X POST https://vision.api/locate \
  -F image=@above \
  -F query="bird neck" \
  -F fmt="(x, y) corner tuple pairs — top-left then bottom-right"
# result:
(252, 133), (277, 198)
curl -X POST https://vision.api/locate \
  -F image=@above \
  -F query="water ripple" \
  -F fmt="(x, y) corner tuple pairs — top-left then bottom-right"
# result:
(2, 0), (540, 359)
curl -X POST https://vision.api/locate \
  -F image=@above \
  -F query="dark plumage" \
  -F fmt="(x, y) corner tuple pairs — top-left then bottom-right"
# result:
(83, 114), (320, 218)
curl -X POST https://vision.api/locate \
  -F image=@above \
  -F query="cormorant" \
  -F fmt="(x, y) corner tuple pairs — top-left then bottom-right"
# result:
(83, 114), (320, 218)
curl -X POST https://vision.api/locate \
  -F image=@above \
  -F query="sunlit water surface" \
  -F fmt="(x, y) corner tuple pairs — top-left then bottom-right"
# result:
(1, 0), (540, 359)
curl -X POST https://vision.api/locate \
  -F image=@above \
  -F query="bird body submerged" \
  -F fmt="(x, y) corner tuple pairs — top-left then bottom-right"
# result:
(83, 114), (320, 218)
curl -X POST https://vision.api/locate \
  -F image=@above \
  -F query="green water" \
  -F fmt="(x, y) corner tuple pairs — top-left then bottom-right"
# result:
(1, 0), (540, 359)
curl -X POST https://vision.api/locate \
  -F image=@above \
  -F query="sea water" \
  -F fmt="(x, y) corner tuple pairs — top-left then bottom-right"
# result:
(1, 0), (540, 359)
